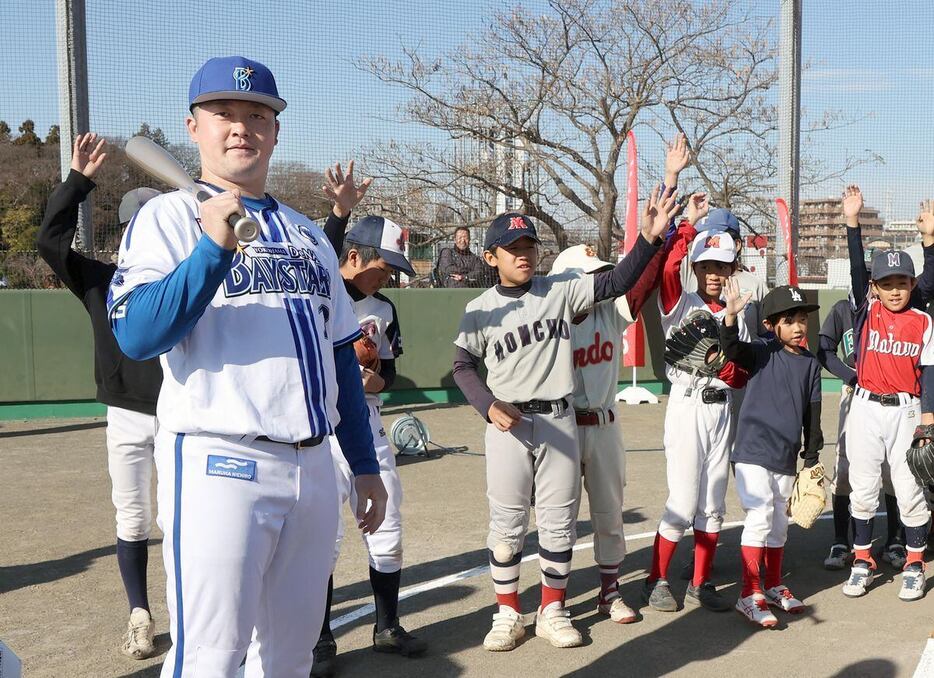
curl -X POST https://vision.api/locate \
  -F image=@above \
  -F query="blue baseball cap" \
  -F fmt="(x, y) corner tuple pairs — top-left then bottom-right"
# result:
(189, 56), (286, 113)
(484, 213), (540, 251)
(346, 216), (415, 276)
(871, 249), (915, 280)
(702, 208), (740, 239)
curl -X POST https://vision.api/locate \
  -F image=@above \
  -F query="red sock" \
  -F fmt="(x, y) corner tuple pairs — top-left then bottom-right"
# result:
(906, 549), (925, 569)
(740, 545), (764, 597)
(649, 533), (679, 582)
(764, 546), (783, 590)
(496, 591), (520, 612)
(854, 547), (874, 567)
(692, 530), (719, 587)
(540, 584), (565, 610)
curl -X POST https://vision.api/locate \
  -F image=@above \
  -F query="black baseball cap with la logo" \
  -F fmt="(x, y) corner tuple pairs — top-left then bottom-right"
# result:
(761, 285), (820, 319)
(870, 249), (915, 281)
(484, 213), (540, 251)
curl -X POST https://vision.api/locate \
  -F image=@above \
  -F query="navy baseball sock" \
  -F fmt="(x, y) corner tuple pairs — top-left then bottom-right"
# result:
(116, 538), (149, 612)
(884, 494), (904, 545)
(905, 524), (929, 568)
(318, 575), (334, 642)
(370, 567), (401, 633)
(831, 494), (851, 546)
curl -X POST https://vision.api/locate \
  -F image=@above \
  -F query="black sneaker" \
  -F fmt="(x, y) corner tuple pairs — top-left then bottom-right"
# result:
(372, 623), (427, 657)
(641, 578), (678, 612)
(684, 581), (731, 612)
(310, 636), (337, 678)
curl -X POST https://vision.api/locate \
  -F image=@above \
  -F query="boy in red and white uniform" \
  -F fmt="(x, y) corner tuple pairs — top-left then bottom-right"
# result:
(840, 185), (934, 601)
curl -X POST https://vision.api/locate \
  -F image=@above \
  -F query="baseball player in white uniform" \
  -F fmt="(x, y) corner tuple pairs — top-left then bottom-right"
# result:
(108, 56), (386, 677)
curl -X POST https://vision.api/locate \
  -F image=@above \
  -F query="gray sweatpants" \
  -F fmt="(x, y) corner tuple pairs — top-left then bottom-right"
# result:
(484, 405), (582, 556)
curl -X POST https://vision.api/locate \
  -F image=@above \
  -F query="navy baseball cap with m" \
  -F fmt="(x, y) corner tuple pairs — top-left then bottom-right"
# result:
(189, 56), (287, 113)
(871, 249), (915, 280)
(484, 213), (540, 251)
(346, 216), (415, 276)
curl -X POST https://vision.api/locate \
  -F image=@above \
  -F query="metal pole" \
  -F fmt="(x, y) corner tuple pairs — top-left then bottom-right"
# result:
(777, 0), (801, 285)
(55, 0), (92, 253)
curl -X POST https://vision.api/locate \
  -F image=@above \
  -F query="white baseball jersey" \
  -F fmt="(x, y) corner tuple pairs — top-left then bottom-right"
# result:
(108, 190), (360, 441)
(570, 297), (632, 411)
(659, 291), (749, 389)
(349, 287), (402, 406)
(454, 272), (595, 402)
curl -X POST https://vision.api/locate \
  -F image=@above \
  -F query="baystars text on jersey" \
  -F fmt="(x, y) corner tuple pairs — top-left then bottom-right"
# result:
(223, 243), (332, 299)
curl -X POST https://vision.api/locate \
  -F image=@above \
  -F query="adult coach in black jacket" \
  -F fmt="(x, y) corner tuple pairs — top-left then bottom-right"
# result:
(36, 133), (162, 661)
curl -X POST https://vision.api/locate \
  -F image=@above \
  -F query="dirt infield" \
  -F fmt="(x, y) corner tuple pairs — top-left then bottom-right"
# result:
(1, 394), (931, 677)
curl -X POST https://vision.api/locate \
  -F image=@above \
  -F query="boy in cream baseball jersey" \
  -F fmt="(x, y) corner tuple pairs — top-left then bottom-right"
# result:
(452, 192), (677, 652)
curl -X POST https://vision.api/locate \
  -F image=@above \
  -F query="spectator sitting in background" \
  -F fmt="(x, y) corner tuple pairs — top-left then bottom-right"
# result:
(436, 226), (494, 287)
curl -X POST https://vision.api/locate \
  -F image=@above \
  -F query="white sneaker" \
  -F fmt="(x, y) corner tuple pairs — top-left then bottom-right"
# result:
(535, 604), (583, 648)
(823, 544), (849, 571)
(764, 585), (805, 614)
(842, 561), (875, 598)
(898, 564), (926, 602)
(735, 593), (778, 628)
(483, 608), (525, 652)
(121, 608), (155, 659)
(597, 595), (638, 624)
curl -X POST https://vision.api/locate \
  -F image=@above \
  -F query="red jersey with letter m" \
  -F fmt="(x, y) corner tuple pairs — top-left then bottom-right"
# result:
(857, 299), (934, 396)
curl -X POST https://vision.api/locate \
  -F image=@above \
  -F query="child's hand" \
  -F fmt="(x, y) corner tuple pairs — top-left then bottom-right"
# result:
(841, 184), (863, 227)
(724, 276), (752, 317)
(641, 185), (680, 241)
(917, 199), (934, 243)
(323, 160), (372, 218)
(685, 192), (710, 226)
(70, 133), (107, 179)
(488, 400), (522, 432)
(665, 133), (691, 185)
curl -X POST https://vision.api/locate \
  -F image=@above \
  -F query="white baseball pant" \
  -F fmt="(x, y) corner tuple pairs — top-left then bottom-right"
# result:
(658, 384), (732, 541)
(106, 406), (158, 542)
(734, 463), (795, 547)
(845, 392), (930, 527)
(576, 409), (627, 565)
(829, 387), (894, 496)
(330, 402), (403, 573)
(155, 429), (338, 678)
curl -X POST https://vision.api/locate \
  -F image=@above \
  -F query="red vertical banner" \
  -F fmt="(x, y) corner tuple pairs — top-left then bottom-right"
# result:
(622, 130), (645, 367)
(775, 198), (798, 286)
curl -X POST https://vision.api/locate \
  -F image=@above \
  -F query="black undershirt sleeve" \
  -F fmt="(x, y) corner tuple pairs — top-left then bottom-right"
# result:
(801, 400), (824, 467)
(322, 211), (350, 253)
(378, 358), (396, 391)
(452, 346), (496, 421)
(591, 234), (661, 303)
(719, 321), (758, 372)
(817, 334), (857, 385)
(921, 365), (934, 415)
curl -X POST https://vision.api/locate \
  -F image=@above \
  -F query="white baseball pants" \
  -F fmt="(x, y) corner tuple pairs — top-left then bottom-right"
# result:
(331, 402), (403, 573)
(658, 385), (732, 541)
(106, 406), (158, 542)
(155, 429), (338, 678)
(734, 463), (795, 547)
(829, 387), (894, 496)
(577, 410), (627, 565)
(845, 393), (930, 527)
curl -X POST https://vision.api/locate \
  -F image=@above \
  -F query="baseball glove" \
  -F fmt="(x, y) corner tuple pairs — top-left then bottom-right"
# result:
(907, 424), (934, 486)
(353, 336), (380, 371)
(788, 462), (826, 529)
(664, 309), (727, 377)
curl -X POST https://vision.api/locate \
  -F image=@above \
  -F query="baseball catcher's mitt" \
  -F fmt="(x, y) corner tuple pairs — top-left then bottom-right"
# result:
(354, 336), (380, 371)
(788, 463), (826, 529)
(664, 309), (727, 377)
(907, 424), (934, 486)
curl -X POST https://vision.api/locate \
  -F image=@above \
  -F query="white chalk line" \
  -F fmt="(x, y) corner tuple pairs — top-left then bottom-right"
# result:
(913, 638), (934, 678)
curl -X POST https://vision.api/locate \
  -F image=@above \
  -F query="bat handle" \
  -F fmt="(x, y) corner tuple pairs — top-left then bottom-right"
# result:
(229, 214), (259, 242)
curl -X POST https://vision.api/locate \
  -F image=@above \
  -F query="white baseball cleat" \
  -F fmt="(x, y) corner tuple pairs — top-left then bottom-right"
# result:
(483, 608), (525, 652)
(597, 595), (638, 624)
(764, 585), (805, 614)
(121, 607), (156, 659)
(535, 604), (583, 648)
(735, 593), (778, 628)
(898, 563), (926, 602)
(842, 561), (875, 598)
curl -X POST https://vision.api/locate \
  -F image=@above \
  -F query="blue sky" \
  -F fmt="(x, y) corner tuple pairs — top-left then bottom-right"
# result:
(2, 0), (930, 221)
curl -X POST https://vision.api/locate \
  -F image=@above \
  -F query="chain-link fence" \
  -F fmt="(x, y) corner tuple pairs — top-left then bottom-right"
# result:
(1, 1), (931, 289)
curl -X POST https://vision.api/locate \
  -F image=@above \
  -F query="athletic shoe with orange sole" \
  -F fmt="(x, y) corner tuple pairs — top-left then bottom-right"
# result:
(764, 585), (805, 614)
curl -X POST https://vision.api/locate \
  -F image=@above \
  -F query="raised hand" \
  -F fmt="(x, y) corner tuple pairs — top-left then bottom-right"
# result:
(641, 185), (680, 241)
(917, 199), (934, 238)
(323, 160), (372, 218)
(664, 133), (691, 185)
(685, 192), (710, 226)
(70, 133), (108, 179)
(841, 184), (863, 228)
(724, 276), (752, 317)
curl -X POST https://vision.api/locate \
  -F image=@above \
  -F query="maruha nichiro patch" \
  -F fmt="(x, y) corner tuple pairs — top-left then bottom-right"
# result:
(206, 455), (256, 481)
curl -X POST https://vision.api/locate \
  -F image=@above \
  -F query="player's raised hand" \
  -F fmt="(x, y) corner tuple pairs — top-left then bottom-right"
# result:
(323, 160), (373, 218)
(354, 474), (388, 534)
(488, 400), (522, 432)
(200, 189), (244, 251)
(70, 133), (108, 179)
(664, 133), (691, 185)
(841, 184), (863, 228)
(685, 192), (710, 226)
(641, 185), (680, 242)
(724, 276), (752, 318)
(917, 200), (934, 246)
